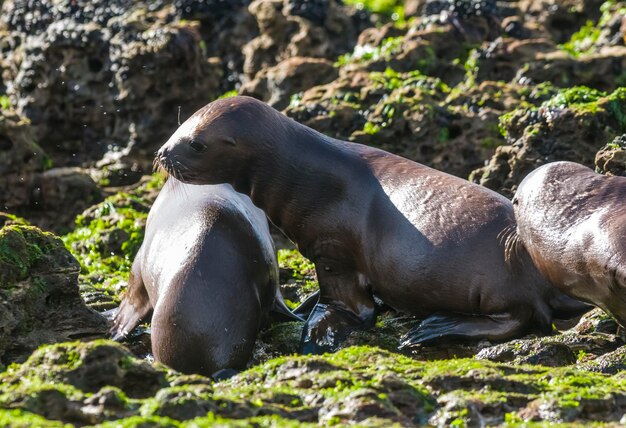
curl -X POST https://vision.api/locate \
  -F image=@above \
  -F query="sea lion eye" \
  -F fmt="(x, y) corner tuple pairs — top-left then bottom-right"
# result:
(189, 139), (207, 153)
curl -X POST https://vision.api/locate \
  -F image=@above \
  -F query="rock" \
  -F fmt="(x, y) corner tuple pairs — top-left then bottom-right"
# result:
(29, 167), (104, 233)
(418, 0), (503, 43)
(476, 339), (577, 367)
(109, 23), (222, 164)
(476, 331), (624, 367)
(0, 108), (47, 214)
(595, 134), (626, 176)
(89, 161), (144, 188)
(580, 346), (626, 374)
(471, 86), (626, 196)
(142, 384), (217, 420)
(1, 344), (626, 425)
(574, 308), (621, 336)
(5, 340), (166, 397)
(242, 0), (369, 80)
(0, 225), (108, 364)
(517, 0), (603, 44)
(240, 56), (338, 110)
(1, 1), (224, 170)
(519, 46), (626, 92)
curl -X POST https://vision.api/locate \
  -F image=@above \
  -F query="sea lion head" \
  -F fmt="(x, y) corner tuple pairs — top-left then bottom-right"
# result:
(156, 96), (276, 185)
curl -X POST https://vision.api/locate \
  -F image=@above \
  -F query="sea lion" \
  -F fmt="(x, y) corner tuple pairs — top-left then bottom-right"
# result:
(155, 96), (589, 354)
(111, 177), (298, 376)
(512, 161), (626, 327)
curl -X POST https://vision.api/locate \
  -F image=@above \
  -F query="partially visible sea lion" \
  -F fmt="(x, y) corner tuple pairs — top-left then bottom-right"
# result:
(513, 161), (626, 327)
(155, 96), (589, 354)
(111, 177), (298, 376)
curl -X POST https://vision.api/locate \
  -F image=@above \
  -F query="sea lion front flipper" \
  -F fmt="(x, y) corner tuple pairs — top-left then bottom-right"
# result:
(299, 265), (376, 355)
(270, 289), (306, 323)
(292, 290), (320, 319)
(111, 260), (153, 341)
(398, 312), (527, 348)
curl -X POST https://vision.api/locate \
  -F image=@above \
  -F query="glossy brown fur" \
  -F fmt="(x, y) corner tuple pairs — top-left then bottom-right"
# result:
(111, 178), (283, 375)
(513, 161), (626, 327)
(156, 96), (588, 353)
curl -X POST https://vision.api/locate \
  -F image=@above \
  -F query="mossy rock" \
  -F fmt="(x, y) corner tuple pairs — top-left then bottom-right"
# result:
(0, 225), (76, 286)
(0, 212), (30, 228)
(473, 86), (626, 196)
(595, 134), (626, 176)
(2, 340), (167, 399)
(2, 343), (626, 426)
(0, 225), (107, 363)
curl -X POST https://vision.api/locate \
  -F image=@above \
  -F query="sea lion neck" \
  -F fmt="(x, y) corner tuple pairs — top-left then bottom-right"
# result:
(237, 122), (364, 243)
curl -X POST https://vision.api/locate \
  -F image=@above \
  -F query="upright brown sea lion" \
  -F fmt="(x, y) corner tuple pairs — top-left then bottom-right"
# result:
(513, 161), (626, 327)
(155, 96), (589, 354)
(111, 177), (298, 376)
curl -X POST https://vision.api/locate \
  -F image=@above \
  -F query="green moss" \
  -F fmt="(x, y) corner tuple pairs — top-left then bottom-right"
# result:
(364, 121), (382, 135)
(62, 193), (150, 300)
(370, 68), (450, 95)
(96, 415), (181, 427)
(0, 225), (69, 287)
(542, 86), (605, 109)
(343, 0), (404, 22)
(337, 36), (404, 66)
(606, 87), (626, 131)
(0, 95), (11, 110)
(560, 20), (601, 57)
(288, 92), (304, 109)
(499, 86), (626, 140)
(0, 409), (72, 427)
(218, 90), (238, 99)
(463, 49), (479, 86)
(277, 249), (318, 295)
(437, 127), (450, 143)
(498, 110), (516, 139)
(190, 414), (318, 427)
(1, 344), (625, 426)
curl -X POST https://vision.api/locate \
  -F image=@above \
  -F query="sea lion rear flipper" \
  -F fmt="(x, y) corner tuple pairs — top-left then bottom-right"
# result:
(398, 312), (527, 348)
(111, 262), (153, 341)
(270, 289), (305, 323)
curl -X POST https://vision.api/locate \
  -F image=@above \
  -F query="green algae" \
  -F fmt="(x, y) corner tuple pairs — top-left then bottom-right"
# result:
(1, 342), (625, 426)
(0, 409), (72, 428)
(277, 249), (318, 297)
(560, 20), (601, 57)
(0, 225), (72, 287)
(499, 86), (626, 140)
(336, 36), (404, 66)
(343, 0), (404, 21)
(218, 90), (238, 99)
(370, 68), (450, 96)
(62, 193), (149, 300)
(542, 86), (606, 110)
(61, 174), (165, 302)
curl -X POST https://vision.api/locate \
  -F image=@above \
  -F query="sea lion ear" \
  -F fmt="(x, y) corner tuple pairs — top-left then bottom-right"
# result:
(224, 136), (237, 146)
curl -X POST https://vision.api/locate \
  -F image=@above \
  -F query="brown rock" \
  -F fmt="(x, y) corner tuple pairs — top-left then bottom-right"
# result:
(241, 57), (338, 109)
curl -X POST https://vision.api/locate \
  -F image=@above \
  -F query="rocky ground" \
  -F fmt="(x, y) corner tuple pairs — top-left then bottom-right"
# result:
(1, 0), (626, 426)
